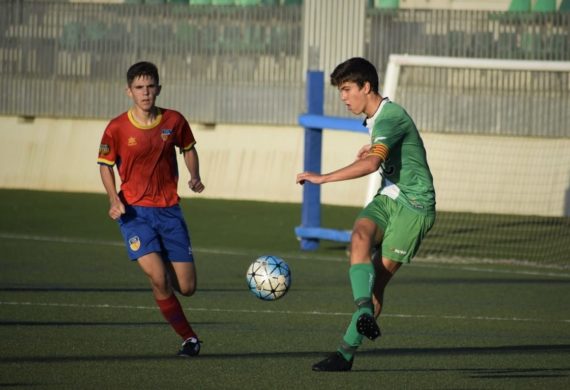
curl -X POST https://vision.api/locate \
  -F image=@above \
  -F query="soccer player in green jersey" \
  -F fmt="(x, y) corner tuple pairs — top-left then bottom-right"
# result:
(296, 57), (436, 371)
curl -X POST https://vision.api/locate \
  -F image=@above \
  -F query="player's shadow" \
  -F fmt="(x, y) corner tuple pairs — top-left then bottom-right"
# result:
(3, 344), (568, 365)
(352, 367), (569, 378)
(0, 320), (221, 328)
(395, 277), (570, 285)
(0, 286), (246, 293)
(0, 287), (149, 293)
(359, 343), (570, 357)
(0, 320), (167, 327)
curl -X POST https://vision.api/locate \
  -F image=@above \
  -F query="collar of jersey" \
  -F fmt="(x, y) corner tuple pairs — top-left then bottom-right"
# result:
(364, 97), (390, 131)
(128, 108), (163, 130)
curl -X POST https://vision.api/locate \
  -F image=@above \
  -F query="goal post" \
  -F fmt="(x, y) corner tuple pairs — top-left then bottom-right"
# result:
(367, 54), (570, 207)
(296, 55), (570, 267)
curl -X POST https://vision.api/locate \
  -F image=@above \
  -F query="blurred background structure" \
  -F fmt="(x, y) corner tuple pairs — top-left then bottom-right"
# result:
(1, 0), (569, 132)
(0, 0), (569, 264)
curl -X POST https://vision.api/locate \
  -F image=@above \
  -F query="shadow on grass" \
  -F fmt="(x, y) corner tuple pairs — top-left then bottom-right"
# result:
(395, 278), (570, 285)
(353, 367), (569, 378)
(360, 344), (570, 356)
(463, 368), (569, 379)
(0, 287), (246, 293)
(1, 344), (569, 365)
(0, 320), (167, 327)
(0, 287), (149, 293)
(0, 319), (223, 327)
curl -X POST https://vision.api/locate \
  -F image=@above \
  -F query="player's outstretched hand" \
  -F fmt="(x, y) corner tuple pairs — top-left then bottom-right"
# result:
(189, 178), (205, 193)
(296, 171), (323, 185)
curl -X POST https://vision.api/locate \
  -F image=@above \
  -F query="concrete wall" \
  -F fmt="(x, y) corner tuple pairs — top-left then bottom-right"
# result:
(1, 116), (569, 216)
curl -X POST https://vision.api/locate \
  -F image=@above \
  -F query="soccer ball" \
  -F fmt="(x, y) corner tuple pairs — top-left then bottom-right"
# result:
(246, 255), (291, 301)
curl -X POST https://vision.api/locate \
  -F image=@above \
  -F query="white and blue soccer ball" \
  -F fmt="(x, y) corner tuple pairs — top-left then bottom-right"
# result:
(246, 255), (291, 301)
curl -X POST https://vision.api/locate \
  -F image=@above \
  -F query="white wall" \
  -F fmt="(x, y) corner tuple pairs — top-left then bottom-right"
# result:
(0, 116), (369, 207)
(424, 133), (570, 217)
(0, 116), (568, 216)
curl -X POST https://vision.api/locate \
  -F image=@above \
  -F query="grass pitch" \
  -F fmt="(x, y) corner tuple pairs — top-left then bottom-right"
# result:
(0, 189), (569, 389)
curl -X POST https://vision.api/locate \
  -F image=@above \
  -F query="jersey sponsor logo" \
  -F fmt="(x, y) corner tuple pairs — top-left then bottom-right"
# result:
(128, 137), (137, 146)
(99, 144), (110, 155)
(161, 129), (173, 141)
(373, 136), (387, 142)
(392, 248), (407, 255)
(129, 236), (141, 251)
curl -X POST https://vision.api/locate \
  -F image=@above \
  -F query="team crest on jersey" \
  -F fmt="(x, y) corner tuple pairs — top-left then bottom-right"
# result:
(128, 137), (137, 146)
(161, 129), (173, 141)
(99, 144), (110, 155)
(129, 236), (141, 251)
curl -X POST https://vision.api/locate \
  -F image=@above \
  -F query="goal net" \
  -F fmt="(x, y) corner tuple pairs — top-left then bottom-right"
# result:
(378, 55), (570, 267)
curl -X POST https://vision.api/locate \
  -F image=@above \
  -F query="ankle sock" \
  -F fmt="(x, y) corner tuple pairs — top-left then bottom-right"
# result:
(338, 263), (376, 359)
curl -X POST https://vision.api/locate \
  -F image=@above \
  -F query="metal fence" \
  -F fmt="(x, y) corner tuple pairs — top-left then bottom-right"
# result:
(364, 8), (570, 137)
(1, 0), (569, 137)
(396, 66), (570, 137)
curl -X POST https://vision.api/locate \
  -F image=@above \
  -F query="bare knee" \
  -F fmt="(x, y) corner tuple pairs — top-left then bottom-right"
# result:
(177, 281), (196, 297)
(350, 223), (376, 264)
(177, 286), (196, 297)
(351, 224), (371, 246)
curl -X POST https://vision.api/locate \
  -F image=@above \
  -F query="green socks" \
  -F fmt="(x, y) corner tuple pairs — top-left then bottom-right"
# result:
(337, 263), (375, 361)
(349, 263), (375, 307)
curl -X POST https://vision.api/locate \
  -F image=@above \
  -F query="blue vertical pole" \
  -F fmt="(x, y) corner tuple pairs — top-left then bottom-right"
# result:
(300, 70), (324, 250)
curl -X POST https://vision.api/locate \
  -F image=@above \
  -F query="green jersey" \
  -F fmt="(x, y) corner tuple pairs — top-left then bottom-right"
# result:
(366, 99), (436, 214)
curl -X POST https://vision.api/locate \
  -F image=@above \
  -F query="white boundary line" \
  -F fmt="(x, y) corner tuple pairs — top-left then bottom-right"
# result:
(1, 232), (569, 277)
(1, 301), (568, 324)
(1, 232), (568, 324)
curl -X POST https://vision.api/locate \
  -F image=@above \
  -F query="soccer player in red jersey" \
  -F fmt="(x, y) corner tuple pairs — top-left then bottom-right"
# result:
(98, 61), (205, 357)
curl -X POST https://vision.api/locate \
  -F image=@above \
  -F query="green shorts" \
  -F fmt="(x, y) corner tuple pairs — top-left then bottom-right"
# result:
(358, 195), (435, 263)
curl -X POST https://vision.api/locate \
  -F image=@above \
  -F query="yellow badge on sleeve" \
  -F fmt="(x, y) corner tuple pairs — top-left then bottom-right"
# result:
(99, 144), (110, 155)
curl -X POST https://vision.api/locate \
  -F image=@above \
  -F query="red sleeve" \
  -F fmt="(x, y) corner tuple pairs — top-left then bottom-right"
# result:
(97, 121), (118, 166)
(177, 115), (196, 153)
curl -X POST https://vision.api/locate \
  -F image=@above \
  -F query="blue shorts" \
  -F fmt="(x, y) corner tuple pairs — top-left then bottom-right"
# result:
(117, 205), (194, 262)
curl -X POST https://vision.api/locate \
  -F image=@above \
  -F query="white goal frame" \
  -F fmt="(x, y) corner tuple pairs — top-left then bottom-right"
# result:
(365, 54), (570, 205)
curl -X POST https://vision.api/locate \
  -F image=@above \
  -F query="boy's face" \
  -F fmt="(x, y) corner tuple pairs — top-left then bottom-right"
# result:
(126, 75), (161, 112)
(337, 80), (369, 116)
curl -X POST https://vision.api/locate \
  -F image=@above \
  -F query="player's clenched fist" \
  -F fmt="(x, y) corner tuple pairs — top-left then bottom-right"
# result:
(108, 200), (125, 220)
(189, 178), (205, 193)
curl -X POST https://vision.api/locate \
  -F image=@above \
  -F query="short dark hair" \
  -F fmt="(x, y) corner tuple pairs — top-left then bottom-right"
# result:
(126, 61), (159, 86)
(330, 57), (379, 94)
